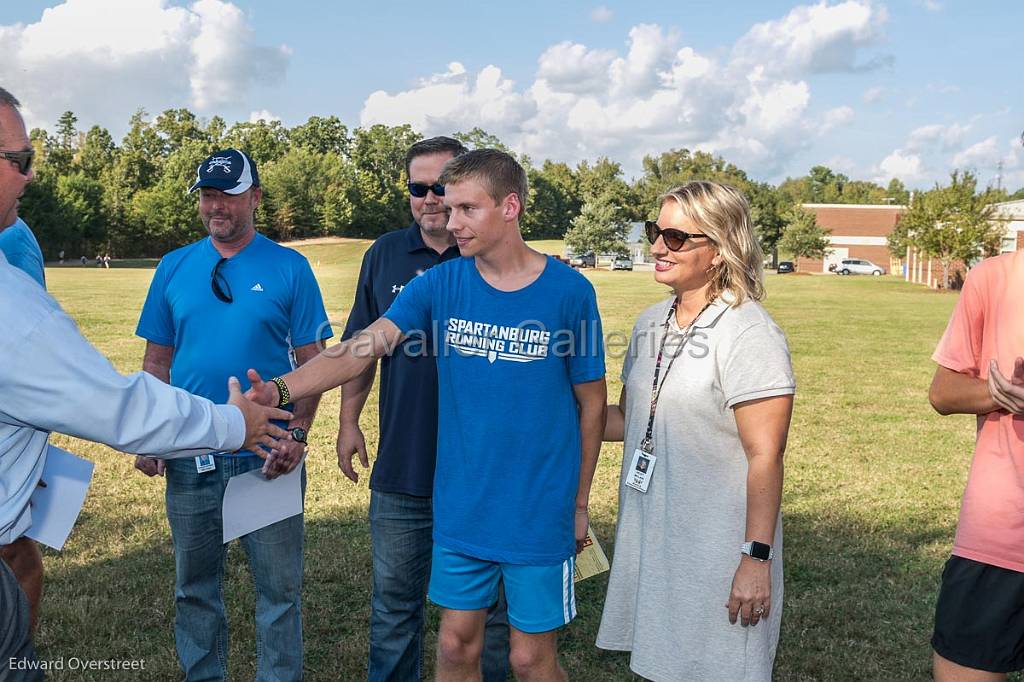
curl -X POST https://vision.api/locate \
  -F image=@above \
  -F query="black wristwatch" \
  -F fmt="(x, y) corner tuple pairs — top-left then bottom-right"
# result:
(741, 541), (774, 562)
(290, 427), (307, 445)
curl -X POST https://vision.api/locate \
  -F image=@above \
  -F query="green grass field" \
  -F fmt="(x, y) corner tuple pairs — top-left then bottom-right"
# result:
(34, 240), (977, 680)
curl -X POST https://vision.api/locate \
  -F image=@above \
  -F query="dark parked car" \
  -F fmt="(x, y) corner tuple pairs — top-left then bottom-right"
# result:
(777, 261), (795, 274)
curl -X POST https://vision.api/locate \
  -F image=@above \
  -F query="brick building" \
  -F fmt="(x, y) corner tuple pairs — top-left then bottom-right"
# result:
(795, 203), (906, 274)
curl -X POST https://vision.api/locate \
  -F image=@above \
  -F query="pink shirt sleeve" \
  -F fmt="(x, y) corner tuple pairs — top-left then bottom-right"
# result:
(932, 266), (987, 377)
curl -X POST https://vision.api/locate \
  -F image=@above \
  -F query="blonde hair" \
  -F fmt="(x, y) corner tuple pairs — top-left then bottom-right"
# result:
(659, 181), (765, 305)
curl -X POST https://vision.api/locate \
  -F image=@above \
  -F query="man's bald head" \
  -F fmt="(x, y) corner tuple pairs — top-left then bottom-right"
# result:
(0, 87), (21, 138)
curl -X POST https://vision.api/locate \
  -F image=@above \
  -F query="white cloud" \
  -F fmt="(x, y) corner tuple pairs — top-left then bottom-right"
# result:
(732, 0), (890, 77)
(0, 0), (289, 131)
(361, 5), (892, 179)
(819, 105), (855, 134)
(877, 149), (924, 183)
(590, 5), (613, 22)
(952, 136), (1000, 170)
(249, 109), (280, 123)
(863, 86), (884, 103)
(917, 0), (942, 11)
(907, 122), (971, 152)
(536, 42), (617, 95)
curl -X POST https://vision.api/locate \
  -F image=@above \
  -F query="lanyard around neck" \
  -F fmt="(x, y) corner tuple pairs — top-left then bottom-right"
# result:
(640, 299), (711, 453)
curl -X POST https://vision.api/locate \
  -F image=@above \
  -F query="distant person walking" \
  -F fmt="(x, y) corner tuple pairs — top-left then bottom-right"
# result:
(102, 253), (110, 269)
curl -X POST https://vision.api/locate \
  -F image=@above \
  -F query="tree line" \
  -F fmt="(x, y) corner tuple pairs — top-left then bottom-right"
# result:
(18, 108), (1024, 261)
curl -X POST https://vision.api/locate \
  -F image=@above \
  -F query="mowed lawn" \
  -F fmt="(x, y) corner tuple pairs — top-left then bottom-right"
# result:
(36, 240), (976, 681)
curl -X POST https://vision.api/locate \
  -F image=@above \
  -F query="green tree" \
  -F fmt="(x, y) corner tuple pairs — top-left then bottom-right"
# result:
(290, 115), (349, 156)
(779, 205), (831, 271)
(77, 125), (116, 180)
(564, 197), (630, 257)
(349, 124), (420, 235)
(454, 127), (510, 153)
(223, 120), (290, 166)
(258, 147), (356, 240)
(155, 108), (208, 154)
(885, 178), (910, 205)
(899, 170), (1003, 289)
(521, 160), (580, 239)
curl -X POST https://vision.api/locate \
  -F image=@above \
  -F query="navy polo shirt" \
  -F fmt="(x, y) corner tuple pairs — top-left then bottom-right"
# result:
(342, 223), (460, 497)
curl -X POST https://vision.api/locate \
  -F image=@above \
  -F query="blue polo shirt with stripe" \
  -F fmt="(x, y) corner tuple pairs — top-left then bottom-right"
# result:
(342, 223), (460, 497)
(136, 233), (332, 457)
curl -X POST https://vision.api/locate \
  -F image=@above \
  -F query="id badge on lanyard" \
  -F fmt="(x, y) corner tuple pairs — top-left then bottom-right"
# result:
(626, 299), (709, 494)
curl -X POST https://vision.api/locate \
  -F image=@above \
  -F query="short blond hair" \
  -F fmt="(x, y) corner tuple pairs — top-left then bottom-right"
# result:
(659, 181), (765, 305)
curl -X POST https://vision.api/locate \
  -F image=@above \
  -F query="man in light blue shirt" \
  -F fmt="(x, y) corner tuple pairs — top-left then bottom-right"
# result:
(0, 87), (294, 681)
(134, 148), (331, 682)
(0, 210), (45, 287)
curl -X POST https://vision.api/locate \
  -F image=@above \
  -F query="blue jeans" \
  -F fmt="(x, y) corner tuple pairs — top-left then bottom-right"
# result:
(166, 456), (306, 682)
(369, 490), (510, 681)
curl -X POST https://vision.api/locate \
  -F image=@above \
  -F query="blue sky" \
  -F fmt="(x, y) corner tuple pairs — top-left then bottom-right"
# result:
(1, 0), (1021, 189)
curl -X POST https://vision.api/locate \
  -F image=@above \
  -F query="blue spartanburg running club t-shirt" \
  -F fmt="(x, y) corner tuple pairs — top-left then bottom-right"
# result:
(136, 233), (332, 456)
(384, 255), (605, 565)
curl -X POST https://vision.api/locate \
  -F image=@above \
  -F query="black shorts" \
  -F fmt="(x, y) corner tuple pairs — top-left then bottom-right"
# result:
(932, 555), (1024, 672)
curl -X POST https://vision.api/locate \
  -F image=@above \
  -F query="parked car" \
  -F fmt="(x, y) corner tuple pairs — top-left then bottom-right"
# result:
(569, 253), (596, 268)
(837, 258), (884, 276)
(611, 256), (633, 271)
(777, 261), (795, 274)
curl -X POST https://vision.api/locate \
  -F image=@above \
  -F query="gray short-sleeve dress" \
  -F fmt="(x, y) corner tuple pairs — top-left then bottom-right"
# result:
(596, 296), (796, 682)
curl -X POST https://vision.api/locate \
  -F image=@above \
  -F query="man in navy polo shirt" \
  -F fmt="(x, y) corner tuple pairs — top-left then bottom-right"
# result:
(336, 136), (510, 681)
(134, 149), (332, 681)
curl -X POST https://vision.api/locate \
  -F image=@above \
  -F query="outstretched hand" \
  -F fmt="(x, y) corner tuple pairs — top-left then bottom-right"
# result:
(227, 376), (293, 455)
(244, 369), (280, 407)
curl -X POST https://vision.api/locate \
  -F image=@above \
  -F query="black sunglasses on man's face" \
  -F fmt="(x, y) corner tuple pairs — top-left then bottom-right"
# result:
(408, 182), (445, 198)
(644, 221), (712, 252)
(0, 148), (34, 176)
(211, 257), (233, 303)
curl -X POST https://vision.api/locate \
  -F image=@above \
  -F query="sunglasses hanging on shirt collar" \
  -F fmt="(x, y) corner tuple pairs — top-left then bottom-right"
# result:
(211, 257), (233, 303)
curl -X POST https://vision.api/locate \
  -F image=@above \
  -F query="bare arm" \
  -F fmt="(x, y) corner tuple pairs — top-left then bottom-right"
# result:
(135, 341), (175, 476)
(573, 378), (608, 552)
(726, 394), (793, 627)
(142, 342), (173, 384)
(337, 362), (377, 483)
(604, 386), (626, 441)
(250, 317), (402, 407)
(289, 342), (325, 433)
(928, 365), (999, 416)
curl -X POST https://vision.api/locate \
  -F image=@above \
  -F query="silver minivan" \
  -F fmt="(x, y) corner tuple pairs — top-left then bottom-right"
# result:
(838, 259), (884, 276)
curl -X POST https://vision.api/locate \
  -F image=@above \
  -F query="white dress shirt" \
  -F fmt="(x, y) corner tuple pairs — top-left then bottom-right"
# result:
(0, 252), (245, 545)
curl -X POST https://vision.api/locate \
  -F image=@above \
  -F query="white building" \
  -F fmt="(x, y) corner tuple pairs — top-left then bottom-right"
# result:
(991, 199), (1024, 254)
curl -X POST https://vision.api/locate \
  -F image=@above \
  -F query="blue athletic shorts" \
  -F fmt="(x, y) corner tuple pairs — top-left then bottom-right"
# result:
(428, 543), (577, 633)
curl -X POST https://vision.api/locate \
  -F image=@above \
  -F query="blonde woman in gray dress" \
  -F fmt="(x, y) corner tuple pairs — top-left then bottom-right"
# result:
(596, 181), (796, 681)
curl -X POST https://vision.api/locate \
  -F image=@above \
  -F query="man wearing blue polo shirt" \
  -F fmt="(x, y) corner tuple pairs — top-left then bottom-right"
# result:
(249, 149), (607, 680)
(0, 206), (45, 287)
(336, 136), (509, 680)
(134, 149), (332, 681)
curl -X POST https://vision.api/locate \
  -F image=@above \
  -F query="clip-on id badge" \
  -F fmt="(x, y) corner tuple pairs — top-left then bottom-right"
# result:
(625, 441), (656, 493)
(195, 454), (216, 473)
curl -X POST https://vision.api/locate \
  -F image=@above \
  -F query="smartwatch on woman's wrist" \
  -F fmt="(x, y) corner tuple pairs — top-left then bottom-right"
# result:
(741, 541), (774, 562)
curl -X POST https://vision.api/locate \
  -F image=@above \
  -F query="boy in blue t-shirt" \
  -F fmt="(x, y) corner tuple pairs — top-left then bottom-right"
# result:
(251, 149), (607, 678)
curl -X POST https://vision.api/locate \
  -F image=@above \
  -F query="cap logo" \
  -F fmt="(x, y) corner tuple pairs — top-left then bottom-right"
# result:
(206, 157), (233, 174)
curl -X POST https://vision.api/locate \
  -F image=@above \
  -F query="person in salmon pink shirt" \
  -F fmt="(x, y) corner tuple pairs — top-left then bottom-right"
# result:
(928, 248), (1024, 681)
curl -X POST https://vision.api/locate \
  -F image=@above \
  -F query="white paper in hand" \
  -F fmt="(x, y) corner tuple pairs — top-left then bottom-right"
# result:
(222, 461), (303, 543)
(26, 446), (95, 550)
